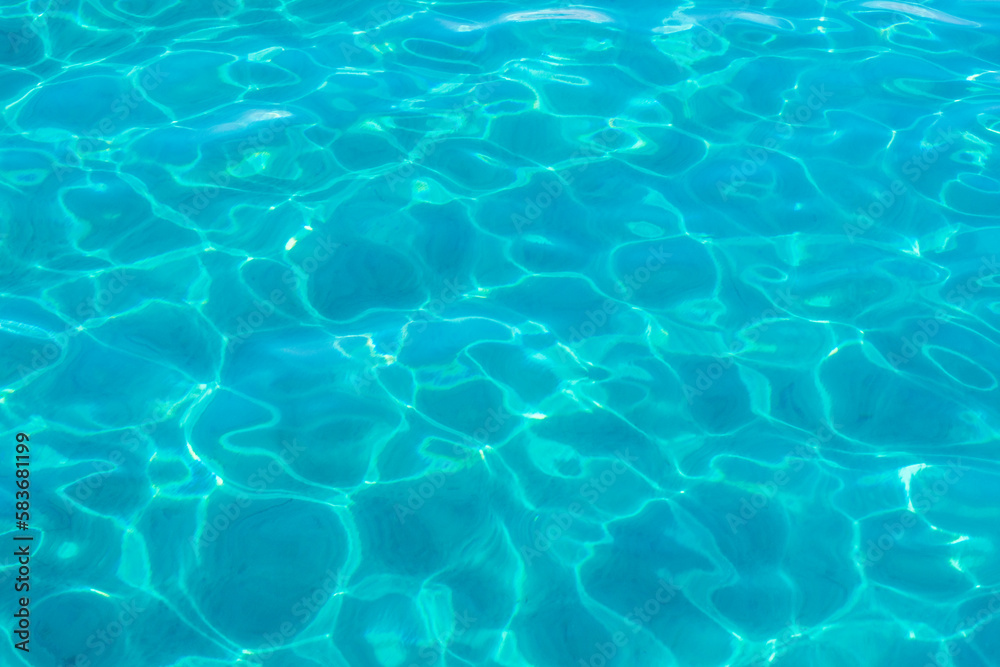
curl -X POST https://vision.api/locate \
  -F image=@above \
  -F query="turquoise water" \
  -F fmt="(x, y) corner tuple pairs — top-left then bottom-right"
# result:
(2, 0), (1000, 665)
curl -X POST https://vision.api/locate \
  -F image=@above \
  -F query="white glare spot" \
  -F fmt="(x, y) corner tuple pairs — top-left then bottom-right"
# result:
(899, 463), (927, 512)
(285, 237), (297, 250)
(58, 543), (79, 558)
(248, 47), (283, 62)
(209, 109), (292, 134)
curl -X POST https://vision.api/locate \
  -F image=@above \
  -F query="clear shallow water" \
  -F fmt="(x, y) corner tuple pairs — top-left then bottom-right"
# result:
(1, 0), (1000, 665)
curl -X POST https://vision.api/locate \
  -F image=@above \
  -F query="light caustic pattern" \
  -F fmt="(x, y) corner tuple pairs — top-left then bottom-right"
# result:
(1, 0), (1000, 666)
